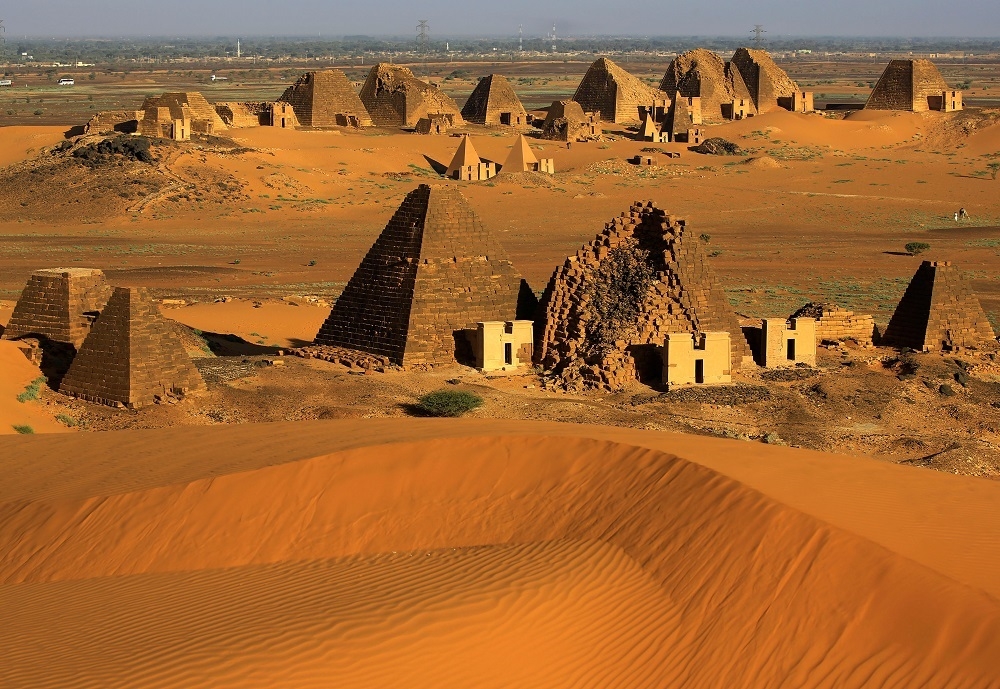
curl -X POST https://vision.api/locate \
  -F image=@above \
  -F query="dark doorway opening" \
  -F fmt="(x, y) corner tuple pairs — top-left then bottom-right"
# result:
(504, 342), (513, 366)
(500, 112), (512, 125)
(695, 359), (705, 384)
(786, 338), (796, 361)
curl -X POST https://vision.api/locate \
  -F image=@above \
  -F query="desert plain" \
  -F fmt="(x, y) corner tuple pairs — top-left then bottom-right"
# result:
(3, 49), (1000, 687)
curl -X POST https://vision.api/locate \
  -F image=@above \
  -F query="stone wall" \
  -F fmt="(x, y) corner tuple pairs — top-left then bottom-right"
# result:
(215, 102), (271, 128)
(791, 302), (875, 345)
(314, 184), (523, 366)
(84, 110), (140, 135)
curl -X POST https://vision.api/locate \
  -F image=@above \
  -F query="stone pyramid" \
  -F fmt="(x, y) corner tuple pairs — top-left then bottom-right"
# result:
(314, 184), (525, 366)
(881, 261), (996, 351)
(461, 74), (528, 126)
(59, 287), (206, 408)
(536, 201), (748, 390)
(2, 268), (112, 348)
(660, 49), (733, 122)
(573, 57), (666, 124)
(278, 70), (373, 127)
(446, 135), (484, 176)
(502, 134), (538, 172)
(138, 92), (226, 133)
(730, 48), (799, 114)
(359, 64), (464, 127)
(865, 59), (951, 112)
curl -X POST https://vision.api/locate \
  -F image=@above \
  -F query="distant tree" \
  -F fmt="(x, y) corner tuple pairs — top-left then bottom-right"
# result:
(988, 162), (1000, 180)
(905, 242), (931, 256)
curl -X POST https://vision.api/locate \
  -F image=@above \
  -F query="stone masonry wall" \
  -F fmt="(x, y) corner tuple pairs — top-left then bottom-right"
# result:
(2, 268), (112, 347)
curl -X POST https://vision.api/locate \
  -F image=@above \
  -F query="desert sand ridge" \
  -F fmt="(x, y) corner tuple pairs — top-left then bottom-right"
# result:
(2, 419), (1000, 687)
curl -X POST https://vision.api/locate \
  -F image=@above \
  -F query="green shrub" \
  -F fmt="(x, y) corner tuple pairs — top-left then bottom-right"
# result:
(13, 425), (34, 434)
(17, 376), (46, 403)
(56, 414), (79, 428)
(585, 240), (654, 353)
(905, 242), (930, 256)
(699, 233), (711, 243)
(415, 390), (484, 417)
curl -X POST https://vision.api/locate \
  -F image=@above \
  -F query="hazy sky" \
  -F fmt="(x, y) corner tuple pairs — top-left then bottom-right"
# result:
(3, 0), (999, 38)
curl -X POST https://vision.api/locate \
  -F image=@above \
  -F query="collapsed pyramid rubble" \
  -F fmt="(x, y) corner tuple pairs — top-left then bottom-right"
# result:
(881, 261), (995, 351)
(535, 201), (748, 390)
(359, 64), (465, 128)
(314, 184), (527, 366)
(59, 287), (206, 408)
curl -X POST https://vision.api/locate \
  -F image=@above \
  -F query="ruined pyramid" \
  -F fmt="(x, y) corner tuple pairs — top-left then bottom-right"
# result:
(535, 201), (748, 390)
(660, 49), (733, 122)
(278, 70), (373, 127)
(865, 59), (955, 112)
(2, 268), (112, 348)
(881, 261), (996, 351)
(315, 185), (525, 366)
(730, 48), (799, 114)
(58, 287), (206, 408)
(461, 74), (528, 126)
(138, 92), (227, 134)
(573, 57), (667, 124)
(359, 64), (464, 127)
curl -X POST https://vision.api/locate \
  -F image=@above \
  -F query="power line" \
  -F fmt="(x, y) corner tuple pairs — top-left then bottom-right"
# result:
(416, 19), (429, 76)
(751, 24), (766, 48)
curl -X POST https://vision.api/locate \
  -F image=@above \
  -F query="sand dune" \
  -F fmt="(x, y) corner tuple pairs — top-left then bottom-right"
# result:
(0, 126), (66, 168)
(0, 341), (69, 435)
(2, 420), (1000, 687)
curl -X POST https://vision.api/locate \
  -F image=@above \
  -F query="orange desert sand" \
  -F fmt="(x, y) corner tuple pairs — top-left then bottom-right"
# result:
(2, 419), (1000, 688)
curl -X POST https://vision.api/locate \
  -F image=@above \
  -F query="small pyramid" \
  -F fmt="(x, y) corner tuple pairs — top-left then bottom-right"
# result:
(865, 59), (952, 112)
(637, 115), (660, 141)
(59, 287), (206, 408)
(573, 57), (667, 124)
(881, 261), (996, 351)
(359, 64), (464, 127)
(2, 268), (112, 348)
(314, 184), (525, 366)
(461, 74), (528, 126)
(446, 135), (483, 176)
(278, 70), (373, 127)
(502, 134), (538, 172)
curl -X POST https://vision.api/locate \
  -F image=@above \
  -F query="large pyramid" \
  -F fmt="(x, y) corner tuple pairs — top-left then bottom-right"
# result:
(573, 58), (667, 124)
(58, 287), (206, 408)
(278, 70), (373, 127)
(314, 184), (525, 365)
(730, 48), (799, 114)
(881, 261), (996, 351)
(660, 49), (732, 122)
(535, 201), (748, 390)
(359, 64), (464, 128)
(2, 268), (112, 348)
(865, 59), (954, 112)
(461, 74), (528, 126)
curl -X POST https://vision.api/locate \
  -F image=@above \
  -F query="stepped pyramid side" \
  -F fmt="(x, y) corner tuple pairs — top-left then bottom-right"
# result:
(359, 64), (464, 127)
(573, 57), (667, 124)
(912, 59), (951, 110)
(866, 60), (915, 110)
(730, 48), (798, 113)
(278, 70), (373, 127)
(315, 185), (522, 365)
(2, 268), (112, 347)
(59, 287), (206, 408)
(460, 74), (528, 125)
(536, 201), (747, 389)
(881, 261), (996, 351)
(660, 49), (732, 122)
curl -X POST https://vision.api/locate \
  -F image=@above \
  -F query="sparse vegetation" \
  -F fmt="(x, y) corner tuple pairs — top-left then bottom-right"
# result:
(988, 162), (1000, 180)
(17, 377), (47, 403)
(12, 425), (35, 435)
(415, 390), (484, 417)
(585, 240), (655, 353)
(699, 233), (711, 243)
(55, 414), (79, 428)
(905, 242), (931, 256)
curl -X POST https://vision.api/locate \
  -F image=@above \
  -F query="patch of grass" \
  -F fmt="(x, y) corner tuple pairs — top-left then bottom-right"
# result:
(415, 390), (484, 417)
(55, 414), (79, 428)
(13, 425), (34, 434)
(17, 376), (47, 403)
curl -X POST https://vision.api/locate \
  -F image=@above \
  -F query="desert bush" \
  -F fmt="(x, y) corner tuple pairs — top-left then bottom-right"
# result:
(699, 233), (711, 243)
(55, 414), (79, 427)
(17, 376), (46, 403)
(415, 390), (484, 417)
(905, 242), (930, 256)
(13, 425), (34, 434)
(988, 162), (1000, 180)
(585, 240), (655, 352)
